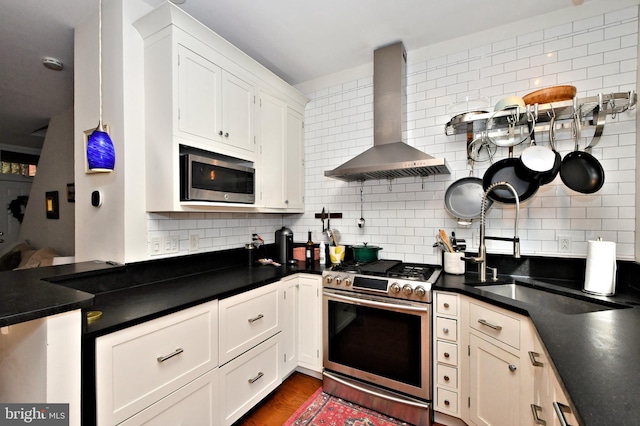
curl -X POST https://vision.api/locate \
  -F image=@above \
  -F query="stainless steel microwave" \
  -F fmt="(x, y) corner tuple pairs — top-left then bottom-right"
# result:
(180, 153), (255, 203)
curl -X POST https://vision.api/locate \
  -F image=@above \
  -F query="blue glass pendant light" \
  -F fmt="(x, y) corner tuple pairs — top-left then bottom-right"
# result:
(87, 0), (115, 172)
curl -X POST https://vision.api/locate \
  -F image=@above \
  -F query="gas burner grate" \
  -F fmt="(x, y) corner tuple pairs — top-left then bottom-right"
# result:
(387, 263), (438, 281)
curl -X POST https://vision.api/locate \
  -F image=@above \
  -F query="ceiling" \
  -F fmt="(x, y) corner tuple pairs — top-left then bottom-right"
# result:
(1, 0), (594, 150)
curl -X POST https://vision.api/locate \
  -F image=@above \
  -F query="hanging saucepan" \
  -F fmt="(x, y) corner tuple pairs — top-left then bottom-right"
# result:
(560, 107), (605, 193)
(516, 109), (560, 184)
(486, 100), (532, 148)
(483, 146), (540, 203)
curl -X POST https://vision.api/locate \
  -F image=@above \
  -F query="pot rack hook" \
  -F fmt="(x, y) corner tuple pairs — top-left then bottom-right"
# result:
(628, 90), (636, 110)
(609, 93), (617, 119)
(387, 178), (394, 192)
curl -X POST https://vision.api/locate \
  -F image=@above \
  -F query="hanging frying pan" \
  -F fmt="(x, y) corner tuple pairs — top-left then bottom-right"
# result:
(483, 147), (540, 203)
(444, 176), (493, 224)
(560, 107), (605, 194)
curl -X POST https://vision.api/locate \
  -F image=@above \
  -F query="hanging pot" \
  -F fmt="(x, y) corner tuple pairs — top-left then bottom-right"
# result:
(444, 176), (493, 224)
(560, 108), (606, 194)
(483, 147), (540, 203)
(351, 243), (383, 262)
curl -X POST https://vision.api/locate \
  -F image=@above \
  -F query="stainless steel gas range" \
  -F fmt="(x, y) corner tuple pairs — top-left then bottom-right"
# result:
(322, 259), (441, 426)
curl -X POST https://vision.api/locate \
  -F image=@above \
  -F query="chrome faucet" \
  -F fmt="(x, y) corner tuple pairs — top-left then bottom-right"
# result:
(464, 181), (520, 282)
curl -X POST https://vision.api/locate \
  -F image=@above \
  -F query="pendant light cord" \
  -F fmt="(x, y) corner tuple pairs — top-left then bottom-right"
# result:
(98, 0), (103, 124)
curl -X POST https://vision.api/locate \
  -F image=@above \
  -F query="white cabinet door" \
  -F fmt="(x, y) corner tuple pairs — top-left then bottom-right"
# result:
(222, 71), (255, 154)
(119, 369), (219, 426)
(469, 333), (521, 426)
(258, 91), (287, 208)
(280, 276), (299, 378)
(177, 45), (221, 143)
(297, 275), (321, 372)
(285, 107), (305, 211)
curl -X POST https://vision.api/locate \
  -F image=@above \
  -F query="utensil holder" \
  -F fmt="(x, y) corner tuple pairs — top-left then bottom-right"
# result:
(444, 252), (465, 275)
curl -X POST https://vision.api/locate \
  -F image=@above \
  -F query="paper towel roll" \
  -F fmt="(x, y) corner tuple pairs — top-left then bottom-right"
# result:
(583, 239), (617, 296)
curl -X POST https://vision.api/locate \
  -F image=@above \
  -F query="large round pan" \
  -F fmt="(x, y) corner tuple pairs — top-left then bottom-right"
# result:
(483, 154), (540, 203)
(444, 177), (493, 223)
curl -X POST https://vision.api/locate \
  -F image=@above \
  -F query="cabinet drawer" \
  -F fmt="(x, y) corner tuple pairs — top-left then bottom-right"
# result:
(436, 364), (458, 389)
(436, 341), (458, 366)
(436, 387), (458, 414)
(120, 369), (219, 426)
(219, 282), (280, 365)
(436, 293), (458, 316)
(469, 301), (520, 349)
(96, 300), (218, 425)
(219, 334), (281, 426)
(436, 317), (457, 341)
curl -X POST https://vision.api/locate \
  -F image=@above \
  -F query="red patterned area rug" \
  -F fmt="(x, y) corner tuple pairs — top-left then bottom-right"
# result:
(283, 387), (410, 426)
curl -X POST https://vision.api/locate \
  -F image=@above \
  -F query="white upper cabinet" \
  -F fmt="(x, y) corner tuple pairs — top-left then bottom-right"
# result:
(134, 2), (306, 212)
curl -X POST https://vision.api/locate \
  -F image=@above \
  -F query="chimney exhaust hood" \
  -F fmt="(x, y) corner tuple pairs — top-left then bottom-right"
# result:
(324, 42), (450, 182)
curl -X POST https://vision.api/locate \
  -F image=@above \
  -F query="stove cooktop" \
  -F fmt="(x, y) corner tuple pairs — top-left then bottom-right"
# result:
(329, 259), (440, 282)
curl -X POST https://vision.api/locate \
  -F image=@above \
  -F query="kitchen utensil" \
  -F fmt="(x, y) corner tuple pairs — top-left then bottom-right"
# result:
(483, 147), (540, 203)
(358, 184), (365, 228)
(274, 227), (296, 264)
(439, 229), (454, 253)
(467, 132), (497, 163)
(494, 96), (525, 111)
(444, 176), (493, 224)
(515, 114), (556, 182)
(539, 110), (562, 185)
(486, 106), (532, 147)
(560, 109), (605, 193)
(523, 85), (576, 105)
(327, 229), (339, 246)
(351, 243), (383, 262)
(321, 207), (326, 232)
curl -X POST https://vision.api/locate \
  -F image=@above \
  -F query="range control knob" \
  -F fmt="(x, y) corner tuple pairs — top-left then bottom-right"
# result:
(414, 286), (426, 297)
(343, 278), (352, 287)
(324, 275), (334, 284)
(390, 283), (401, 294)
(335, 276), (343, 285)
(402, 284), (413, 295)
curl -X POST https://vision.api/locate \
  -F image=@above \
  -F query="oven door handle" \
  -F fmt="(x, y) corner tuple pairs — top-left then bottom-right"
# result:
(323, 291), (429, 313)
(323, 370), (430, 409)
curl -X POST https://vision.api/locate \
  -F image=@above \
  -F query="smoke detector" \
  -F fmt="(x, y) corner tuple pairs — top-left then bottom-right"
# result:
(42, 57), (63, 71)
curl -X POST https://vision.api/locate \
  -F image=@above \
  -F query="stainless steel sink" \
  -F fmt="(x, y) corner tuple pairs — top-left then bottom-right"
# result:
(473, 281), (630, 315)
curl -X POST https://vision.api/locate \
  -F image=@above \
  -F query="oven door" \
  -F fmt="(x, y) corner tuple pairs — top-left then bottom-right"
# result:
(323, 289), (431, 400)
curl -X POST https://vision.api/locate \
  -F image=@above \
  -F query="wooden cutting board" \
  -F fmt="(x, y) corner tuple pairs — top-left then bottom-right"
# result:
(523, 85), (576, 105)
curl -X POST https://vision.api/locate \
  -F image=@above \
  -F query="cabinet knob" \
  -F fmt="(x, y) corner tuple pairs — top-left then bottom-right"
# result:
(444, 352), (450, 358)
(219, 130), (223, 136)
(444, 399), (450, 406)
(444, 375), (450, 382)
(509, 364), (517, 372)
(224, 132), (229, 137)
(444, 302), (450, 308)
(443, 327), (449, 334)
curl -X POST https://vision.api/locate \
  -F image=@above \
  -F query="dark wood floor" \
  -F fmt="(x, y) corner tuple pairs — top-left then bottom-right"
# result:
(233, 372), (322, 426)
(233, 372), (446, 426)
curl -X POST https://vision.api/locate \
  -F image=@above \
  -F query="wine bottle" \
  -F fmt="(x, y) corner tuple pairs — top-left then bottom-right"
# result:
(306, 231), (315, 267)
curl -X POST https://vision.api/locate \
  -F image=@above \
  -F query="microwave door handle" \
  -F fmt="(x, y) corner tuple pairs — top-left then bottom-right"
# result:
(323, 291), (429, 313)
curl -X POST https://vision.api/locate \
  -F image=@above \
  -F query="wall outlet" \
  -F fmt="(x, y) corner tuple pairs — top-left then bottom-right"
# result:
(558, 235), (572, 252)
(163, 235), (180, 254)
(189, 234), (199, 252)
(151, 237), (162, 255)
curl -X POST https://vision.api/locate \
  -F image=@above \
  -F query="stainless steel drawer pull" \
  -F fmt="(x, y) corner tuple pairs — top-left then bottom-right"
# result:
(248, 372), (264, 384)
(248, 314), (264, 323)
(531, 404), (547, 425)
(157, 348), (184, 363)
(478, 318), (502, 331)
(553, 402), (572, 426)
(529, 351), (544, 367)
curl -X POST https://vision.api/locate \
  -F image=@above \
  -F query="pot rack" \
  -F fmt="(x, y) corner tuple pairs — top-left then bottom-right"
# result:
(445, 91), (637, 138)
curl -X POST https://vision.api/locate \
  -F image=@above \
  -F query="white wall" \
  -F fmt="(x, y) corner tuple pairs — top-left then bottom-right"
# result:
(19, 109), (75, 255)
(143, 2), (638, 265)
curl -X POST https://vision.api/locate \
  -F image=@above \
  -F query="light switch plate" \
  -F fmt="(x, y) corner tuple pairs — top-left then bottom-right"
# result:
(163, 235), (179, 253)
(150, 237), (161, 254)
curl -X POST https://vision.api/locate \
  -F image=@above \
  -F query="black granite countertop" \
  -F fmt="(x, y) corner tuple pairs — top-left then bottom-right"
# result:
(3, 248), (640, 426)
(434, 267), (640, 426)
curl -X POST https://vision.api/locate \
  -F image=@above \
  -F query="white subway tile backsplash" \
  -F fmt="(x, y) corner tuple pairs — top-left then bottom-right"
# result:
(146, 5), (638, 262)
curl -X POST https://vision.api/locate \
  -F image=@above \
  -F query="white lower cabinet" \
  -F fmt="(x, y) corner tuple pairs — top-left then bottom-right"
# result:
(433, 292), (461, 419)
(95, 300), (219, 425)
(296, 274), (322, 373)
(120, 369), (219, 426)
(280, 275), (299, 378)
(219, 333), (282, 425)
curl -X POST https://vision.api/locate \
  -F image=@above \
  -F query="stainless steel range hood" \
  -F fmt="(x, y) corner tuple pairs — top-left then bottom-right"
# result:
(324, 42), (450, 182)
